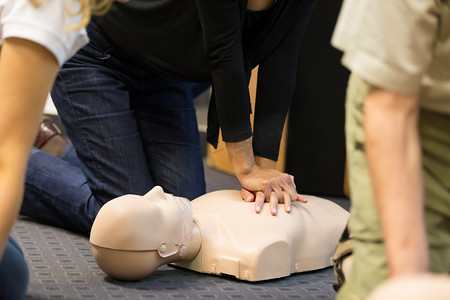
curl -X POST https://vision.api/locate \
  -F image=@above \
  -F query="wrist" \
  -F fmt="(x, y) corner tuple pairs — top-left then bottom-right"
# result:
(255, 156), (277, 169)
(225, 137), (257, 179)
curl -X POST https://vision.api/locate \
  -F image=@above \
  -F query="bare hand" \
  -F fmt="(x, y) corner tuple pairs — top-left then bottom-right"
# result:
(225, 137), (306, 215)
(239, 167), (307, 215)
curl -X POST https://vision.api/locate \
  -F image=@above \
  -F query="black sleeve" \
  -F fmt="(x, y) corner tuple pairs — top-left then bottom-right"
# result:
(252, 4), (315, 161)
(195, 0), (253, 143)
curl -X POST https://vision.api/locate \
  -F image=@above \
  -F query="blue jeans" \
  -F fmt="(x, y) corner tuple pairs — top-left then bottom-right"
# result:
(0, 237), (29, 300)
(22, 21), (205, 234)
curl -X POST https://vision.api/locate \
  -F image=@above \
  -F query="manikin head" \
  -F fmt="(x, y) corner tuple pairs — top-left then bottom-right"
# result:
(90, 186), (200, 281)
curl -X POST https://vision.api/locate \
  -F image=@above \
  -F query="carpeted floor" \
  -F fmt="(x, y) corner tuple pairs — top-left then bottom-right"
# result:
(12, 159), (350, 300)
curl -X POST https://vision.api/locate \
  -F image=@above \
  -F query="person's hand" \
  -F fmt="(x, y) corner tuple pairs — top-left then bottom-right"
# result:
(239, 168), (307, 216)
(225, 137), (307, 215)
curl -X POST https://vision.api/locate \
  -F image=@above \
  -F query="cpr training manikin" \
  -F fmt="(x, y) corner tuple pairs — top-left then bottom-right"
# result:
(89, 186), (349, 281)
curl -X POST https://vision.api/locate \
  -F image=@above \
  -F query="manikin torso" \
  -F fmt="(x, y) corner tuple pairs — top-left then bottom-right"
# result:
(175, 190), (349, 281)
(90, 186), (349, 281)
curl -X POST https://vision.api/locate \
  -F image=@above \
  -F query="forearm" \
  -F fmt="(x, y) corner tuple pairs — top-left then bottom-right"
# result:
(0, 171), (26, 257)
(0, 37), (58, 257)
(364, 88), (427, 277)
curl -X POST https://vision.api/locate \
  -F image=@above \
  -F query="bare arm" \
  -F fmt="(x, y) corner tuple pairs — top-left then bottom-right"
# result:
(226, 138), (306, 216)
(0, 38), (58, 258)
(364, 88), (428, 277)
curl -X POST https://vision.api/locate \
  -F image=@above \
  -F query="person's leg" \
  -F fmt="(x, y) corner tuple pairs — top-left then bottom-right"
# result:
(419, 110), (450, 274)
(131, 78), (205, 200)
(0, 237), (29, 300)
(60, 143), (84, 169)
(51, 23), (158, 203)
(191, 82), (211, 99)
(336, 74), (389, 300)
(23, 22), (155, 233)
(56, 21), (205, 201)
(23, 148), (101, 233)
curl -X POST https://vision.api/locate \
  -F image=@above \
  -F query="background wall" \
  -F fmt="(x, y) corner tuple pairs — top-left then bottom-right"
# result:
(286, 0), (349, 197)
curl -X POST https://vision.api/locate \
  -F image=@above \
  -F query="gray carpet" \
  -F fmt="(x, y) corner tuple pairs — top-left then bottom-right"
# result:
(12, 161), (350, 300)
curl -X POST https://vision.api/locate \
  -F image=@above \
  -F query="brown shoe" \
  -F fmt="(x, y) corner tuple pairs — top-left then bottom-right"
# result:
(34, 118), (62, 148)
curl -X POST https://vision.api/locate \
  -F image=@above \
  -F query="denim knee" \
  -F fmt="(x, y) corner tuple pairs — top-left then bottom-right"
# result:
(0, 237), (29, 300)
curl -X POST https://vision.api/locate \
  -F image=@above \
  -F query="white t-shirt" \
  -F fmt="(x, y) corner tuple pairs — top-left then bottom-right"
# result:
(0, 0), (89, 66)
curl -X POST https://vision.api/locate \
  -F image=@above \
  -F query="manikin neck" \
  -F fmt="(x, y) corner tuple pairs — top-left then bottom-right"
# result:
(168, 222), (202, 263)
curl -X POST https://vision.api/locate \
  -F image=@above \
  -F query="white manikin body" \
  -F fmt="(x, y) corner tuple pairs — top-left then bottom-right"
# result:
(175, 190), (349, 281)
(90, 186), (349, 281)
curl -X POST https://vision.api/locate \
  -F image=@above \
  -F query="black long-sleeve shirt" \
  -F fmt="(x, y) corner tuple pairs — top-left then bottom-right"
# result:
(95, 0), (316, 161)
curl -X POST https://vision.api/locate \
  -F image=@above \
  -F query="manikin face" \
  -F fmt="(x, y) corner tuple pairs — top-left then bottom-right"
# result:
(89, 186), (194, 280)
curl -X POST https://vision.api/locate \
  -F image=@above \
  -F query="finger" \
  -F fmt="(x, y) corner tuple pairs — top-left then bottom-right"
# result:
(284, 192), (292, 213)
(269, 191), (278, 216)
(269, 177), (284, 203)
(254, 191), (265, 214)
(240, 189), (254, 202)
(277, 174), (298, 201)
(262, 180), (272, 202)
(297, 194), (308, 203)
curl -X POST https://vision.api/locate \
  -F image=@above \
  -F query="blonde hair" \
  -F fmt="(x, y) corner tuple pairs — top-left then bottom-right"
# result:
(29, 0), (115, 30)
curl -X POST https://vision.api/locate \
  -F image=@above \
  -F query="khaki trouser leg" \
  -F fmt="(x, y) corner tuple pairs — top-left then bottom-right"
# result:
(336, 74), (388, 300)
(337, 74), (450, 300)
(420, 110), (450, 274)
